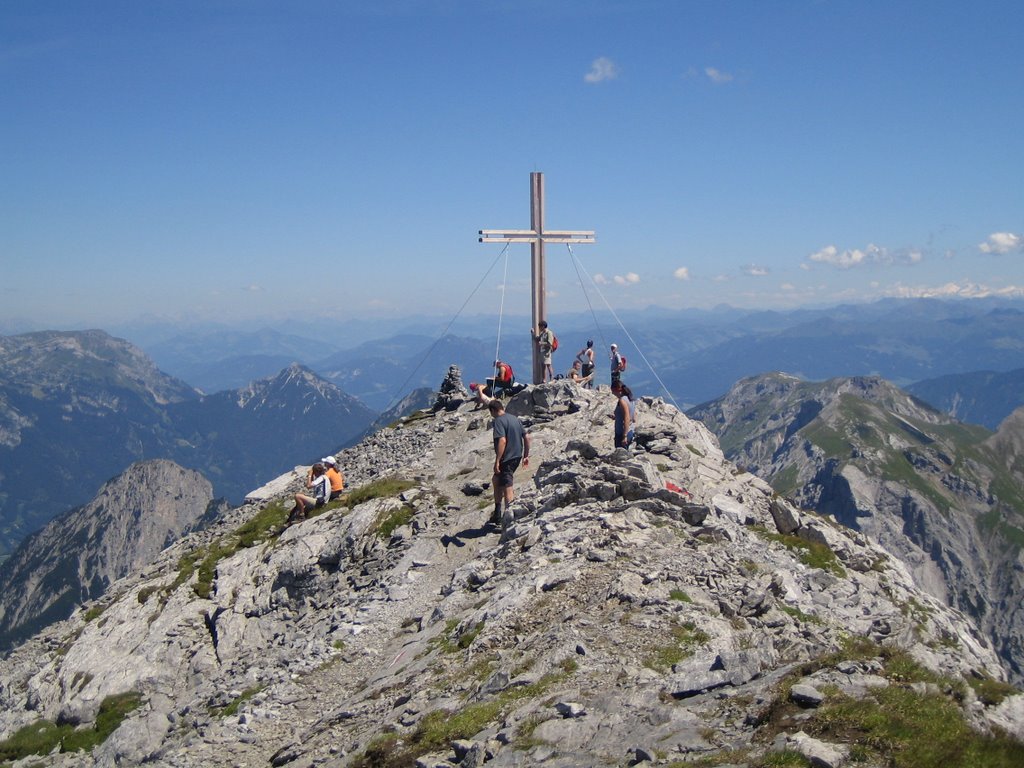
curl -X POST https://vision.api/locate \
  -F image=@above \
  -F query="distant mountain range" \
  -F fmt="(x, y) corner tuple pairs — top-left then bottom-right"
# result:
(5, 296), (1024, 556)
(688, 372), (1024, 679)
(649, 299), (1024, 407)
(125, 298), (1024, 416)
(0, 331), (376, 558)
(906, 367), (1024, 430)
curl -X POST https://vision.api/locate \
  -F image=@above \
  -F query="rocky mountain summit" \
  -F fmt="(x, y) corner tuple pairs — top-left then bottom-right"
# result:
(688, 372), (1024, 684)
(0, 460), (223, 651)
(1, 373), (1021, 767)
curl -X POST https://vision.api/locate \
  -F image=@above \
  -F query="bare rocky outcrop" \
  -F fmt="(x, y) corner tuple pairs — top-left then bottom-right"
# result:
(0, 459), (221, 649)
(690, 372), (1024, 684)
(0, 380), (1019, 766)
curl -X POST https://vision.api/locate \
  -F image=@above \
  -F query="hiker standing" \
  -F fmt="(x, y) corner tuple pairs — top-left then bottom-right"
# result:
(535, 320), (556, 383)
(610, 343), (624, 387)
(489, 399), (531, 530)
(612, 382), (636, 450)
(576, 340), (595, 388)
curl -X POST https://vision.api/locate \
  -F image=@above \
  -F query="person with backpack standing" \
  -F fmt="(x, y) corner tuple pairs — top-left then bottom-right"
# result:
(576, 340), (595, 389)
(535, 320), (556, 383)
(610, 343), (626, 387)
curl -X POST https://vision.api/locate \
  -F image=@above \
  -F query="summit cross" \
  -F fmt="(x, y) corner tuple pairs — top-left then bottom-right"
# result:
(479, 172), (596, 384)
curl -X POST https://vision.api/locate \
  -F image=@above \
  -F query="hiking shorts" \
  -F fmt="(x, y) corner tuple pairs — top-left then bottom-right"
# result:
(495, 457), (522, 488)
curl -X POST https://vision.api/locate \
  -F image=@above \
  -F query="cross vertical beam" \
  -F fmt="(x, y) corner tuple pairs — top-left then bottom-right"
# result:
(530, 172), (546, 349)
(479, 172), (595, 384)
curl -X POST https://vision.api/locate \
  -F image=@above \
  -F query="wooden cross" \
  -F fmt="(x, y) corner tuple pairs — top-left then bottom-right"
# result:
(479, 172), (596, 384)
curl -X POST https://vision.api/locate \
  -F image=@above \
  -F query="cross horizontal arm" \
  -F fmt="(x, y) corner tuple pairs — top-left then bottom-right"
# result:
(478, 229), (596, 244)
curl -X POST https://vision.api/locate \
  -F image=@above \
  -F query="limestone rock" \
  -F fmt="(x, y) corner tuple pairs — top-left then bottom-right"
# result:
(0, 379), (1016, 768)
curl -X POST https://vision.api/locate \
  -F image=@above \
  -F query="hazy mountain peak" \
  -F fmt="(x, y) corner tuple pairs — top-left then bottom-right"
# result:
(0, 329), (196, 405)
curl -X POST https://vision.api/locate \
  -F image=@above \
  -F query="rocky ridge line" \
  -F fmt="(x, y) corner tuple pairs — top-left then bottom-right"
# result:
(0, 371), (1020, 767)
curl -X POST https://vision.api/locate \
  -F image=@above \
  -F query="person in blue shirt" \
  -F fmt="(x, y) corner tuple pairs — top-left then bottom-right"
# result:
(489, 399), (531, 528)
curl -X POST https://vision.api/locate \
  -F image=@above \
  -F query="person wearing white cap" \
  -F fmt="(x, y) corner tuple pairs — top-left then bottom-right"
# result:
(610, 343), (623, 386)
(322, 456), (345, 500)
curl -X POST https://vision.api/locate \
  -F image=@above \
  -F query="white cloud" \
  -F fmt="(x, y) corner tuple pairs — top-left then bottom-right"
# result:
(243, 284), (263, 293)
(742, 264), (770, 276)
(613, 272), (640, 286)
(593, 273), (610, 285)
(673, 266), (690, 281)
(705, 66), (734, 84)
(979, 232), (1023, 254)
(807, 243), (926, 269)
(809, 244), (868, 268)
(884, 281), (1024, 299)
(584, 57), (618, 84)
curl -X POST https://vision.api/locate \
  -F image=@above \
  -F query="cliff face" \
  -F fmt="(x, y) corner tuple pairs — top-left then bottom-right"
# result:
(0, 331), (200, 554)
(689, 373), (1024, 682)
(0, 459), (221, 649)
(0, 378), (1019, 767)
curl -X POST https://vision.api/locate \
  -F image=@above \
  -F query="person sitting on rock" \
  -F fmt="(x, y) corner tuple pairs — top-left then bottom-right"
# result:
(486, 360), (515, 398)
(322, 456), (345, 501)
(288, 463), (330, 524)
(469, 381), (494, 408)
(568, 359), (593, 386)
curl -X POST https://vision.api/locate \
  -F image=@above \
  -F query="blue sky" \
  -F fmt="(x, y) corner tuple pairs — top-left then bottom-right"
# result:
(2, 0), (1023, 330)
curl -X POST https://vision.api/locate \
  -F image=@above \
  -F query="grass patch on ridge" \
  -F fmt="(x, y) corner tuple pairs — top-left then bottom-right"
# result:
(752, 636), (1024, 768)
(350, 660), (579, 767)
(752, 526), (846, 578)
(0, 692), (142, 762)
